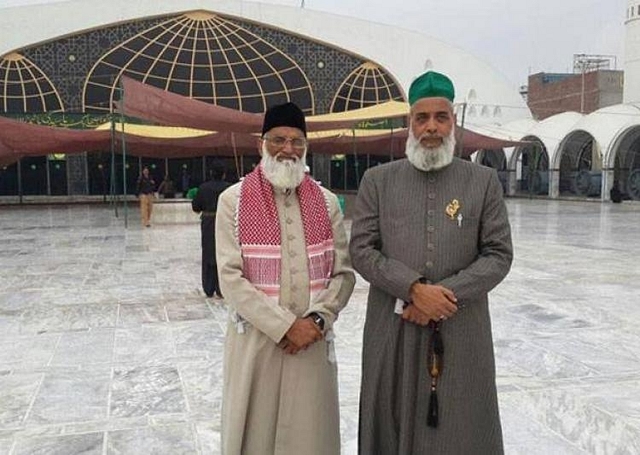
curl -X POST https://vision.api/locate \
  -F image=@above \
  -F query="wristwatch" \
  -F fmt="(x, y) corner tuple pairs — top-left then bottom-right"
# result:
(308, 312), (325, 330)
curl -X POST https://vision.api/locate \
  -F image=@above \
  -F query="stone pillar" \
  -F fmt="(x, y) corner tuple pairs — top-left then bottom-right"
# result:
(507, 169), (517, 196)
(67, 152), (88, 195)
(601, 167), (614, 201)
(549, 168), (560, 198)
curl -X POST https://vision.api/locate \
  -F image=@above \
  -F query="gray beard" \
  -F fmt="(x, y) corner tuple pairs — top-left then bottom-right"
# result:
(405, 128), (456, 172)
(260, 143), (307, 190)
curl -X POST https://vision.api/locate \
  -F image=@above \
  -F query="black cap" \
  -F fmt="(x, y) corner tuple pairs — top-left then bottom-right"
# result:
(261, 102), (307, 137)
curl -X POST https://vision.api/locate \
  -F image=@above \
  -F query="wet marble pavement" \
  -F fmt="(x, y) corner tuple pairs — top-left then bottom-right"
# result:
(0, 199), (639, 454)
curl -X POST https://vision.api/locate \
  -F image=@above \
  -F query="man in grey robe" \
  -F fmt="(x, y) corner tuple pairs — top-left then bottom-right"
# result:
(350, 71), (513, 454)
(216, 102), (355, 455)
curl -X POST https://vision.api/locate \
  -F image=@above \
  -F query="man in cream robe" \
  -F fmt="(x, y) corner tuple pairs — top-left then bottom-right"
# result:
(215, 102), (355, 455)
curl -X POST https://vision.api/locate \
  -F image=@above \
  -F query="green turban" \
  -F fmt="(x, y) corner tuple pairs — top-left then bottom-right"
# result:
(408, 71), (455, 105)
(186, 187), (198, 200)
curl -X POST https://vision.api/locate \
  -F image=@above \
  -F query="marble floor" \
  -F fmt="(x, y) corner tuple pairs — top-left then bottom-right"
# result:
(0, 198), (639, 455)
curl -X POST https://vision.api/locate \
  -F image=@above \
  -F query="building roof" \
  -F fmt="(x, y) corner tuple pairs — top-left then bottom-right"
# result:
(0, 0), (530, 124)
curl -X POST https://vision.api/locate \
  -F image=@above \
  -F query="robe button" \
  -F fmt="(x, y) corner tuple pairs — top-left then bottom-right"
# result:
(425, 261), (434, 268)
(286, 218), (293, 224)
(428, 193), (435, 199)
(427, 226), (435, 233)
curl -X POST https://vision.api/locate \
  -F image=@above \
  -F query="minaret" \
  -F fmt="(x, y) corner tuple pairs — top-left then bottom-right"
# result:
(624, 0), (640, 102)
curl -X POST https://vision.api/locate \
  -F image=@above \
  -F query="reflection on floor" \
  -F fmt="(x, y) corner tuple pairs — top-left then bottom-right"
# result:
(0, 199), (639, 454)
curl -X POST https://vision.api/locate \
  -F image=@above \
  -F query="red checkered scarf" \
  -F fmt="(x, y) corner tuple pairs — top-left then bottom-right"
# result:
(237, 166), (334, 298)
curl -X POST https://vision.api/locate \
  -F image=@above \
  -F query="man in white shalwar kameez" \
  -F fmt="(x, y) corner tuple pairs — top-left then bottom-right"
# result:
(215, 102), (355, 455)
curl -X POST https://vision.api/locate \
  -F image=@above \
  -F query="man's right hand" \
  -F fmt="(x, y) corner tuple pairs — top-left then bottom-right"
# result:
(410, 282), (458, 321)
(281, 318), (323, 354)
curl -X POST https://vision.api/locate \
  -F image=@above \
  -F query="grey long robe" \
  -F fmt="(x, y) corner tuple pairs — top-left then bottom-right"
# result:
(216, 182), (355, 455)
(350, 158), (513, 455)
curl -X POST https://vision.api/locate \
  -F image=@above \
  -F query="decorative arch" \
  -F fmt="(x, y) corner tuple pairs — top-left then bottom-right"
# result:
(83, 11), (314, 114)
(606, 125), (640, 200)
(510, 137), (550, 196)
(0, 53), (64, 113)
(330, 61), (404, 112)
(556, 130), (601, 198)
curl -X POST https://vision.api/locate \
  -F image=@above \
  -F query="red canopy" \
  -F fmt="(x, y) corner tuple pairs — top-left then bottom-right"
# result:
(116, 76), (525, 156)
(0, 77), (526, 164)
(118, 76), (403, 133)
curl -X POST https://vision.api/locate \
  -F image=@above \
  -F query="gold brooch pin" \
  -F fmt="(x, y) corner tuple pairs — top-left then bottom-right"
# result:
(445, 199), (460, 220)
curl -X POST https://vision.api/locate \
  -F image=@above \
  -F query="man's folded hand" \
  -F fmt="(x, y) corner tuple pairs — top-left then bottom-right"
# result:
(281, 318), (323, 354)
(410, 282), (458, 321)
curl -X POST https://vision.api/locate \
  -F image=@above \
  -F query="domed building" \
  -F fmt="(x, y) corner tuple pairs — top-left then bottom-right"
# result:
(0, 0), (530, 200)
(0, 0), (529, 197)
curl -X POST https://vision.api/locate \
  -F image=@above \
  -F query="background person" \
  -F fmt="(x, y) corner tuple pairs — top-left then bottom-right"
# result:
(191, 161), (230, 298)
(135, 166), (156, 227)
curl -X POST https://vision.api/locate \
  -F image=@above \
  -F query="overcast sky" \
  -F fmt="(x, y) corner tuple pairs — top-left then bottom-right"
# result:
(0, 0), (627, 88)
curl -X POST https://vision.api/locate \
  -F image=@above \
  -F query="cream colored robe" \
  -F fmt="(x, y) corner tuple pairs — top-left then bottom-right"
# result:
(215, 182), (355, 455)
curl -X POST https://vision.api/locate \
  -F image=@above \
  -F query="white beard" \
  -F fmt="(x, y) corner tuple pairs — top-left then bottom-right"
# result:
(260, 143), (307, 190)
(405, 127), (456, 172)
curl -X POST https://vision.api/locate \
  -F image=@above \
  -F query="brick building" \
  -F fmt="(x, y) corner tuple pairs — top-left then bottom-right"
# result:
(527, 70), (623, 119)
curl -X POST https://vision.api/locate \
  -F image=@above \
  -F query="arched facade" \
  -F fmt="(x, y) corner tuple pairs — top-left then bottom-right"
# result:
(556, 131), (601, 198)
(491, 105), (640, 201)
(477, 105), (640, 201)
(3, 10), (398, 116)
(562, 104), (640, 200)
(510, 139), (550, 197)
(512, 113), (583, 198)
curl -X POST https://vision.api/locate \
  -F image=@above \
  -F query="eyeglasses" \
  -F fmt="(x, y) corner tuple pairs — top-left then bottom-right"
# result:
(263, 135), (307, 150)
(427, 320), (443, 428)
